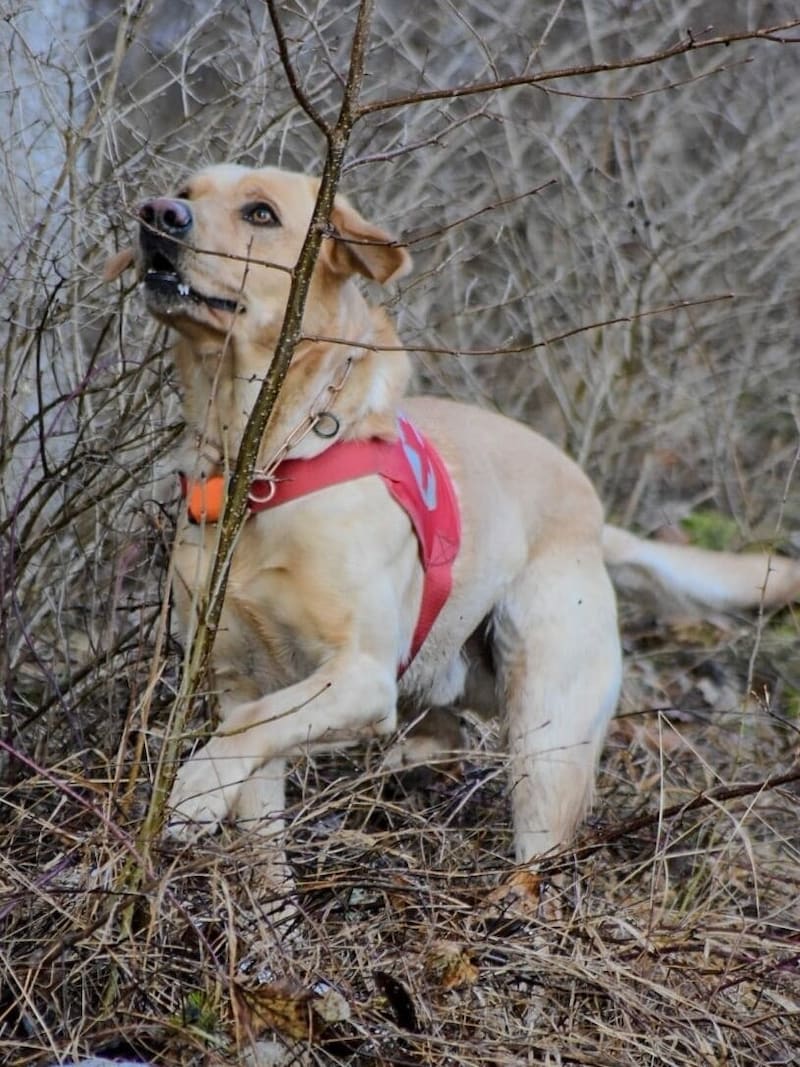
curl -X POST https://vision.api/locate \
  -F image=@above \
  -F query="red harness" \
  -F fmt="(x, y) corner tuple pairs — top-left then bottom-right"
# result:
(179, 416), (461, 673)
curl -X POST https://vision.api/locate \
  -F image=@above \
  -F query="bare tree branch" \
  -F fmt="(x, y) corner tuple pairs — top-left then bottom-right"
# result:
(264, 0), (330, 134)
(302, 294), (736, 358)
(146, 0), (378, 832)
(356, 19), (800, 118)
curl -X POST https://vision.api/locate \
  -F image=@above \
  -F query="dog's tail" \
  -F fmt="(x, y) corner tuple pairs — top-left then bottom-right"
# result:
(602, 524), (800, 612)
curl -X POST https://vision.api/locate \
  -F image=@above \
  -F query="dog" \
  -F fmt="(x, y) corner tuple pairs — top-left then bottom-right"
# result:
(105, 163), (800, 864)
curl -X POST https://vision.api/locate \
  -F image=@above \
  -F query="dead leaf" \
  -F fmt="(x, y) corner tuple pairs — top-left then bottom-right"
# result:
(487, 869), (543, 919)
(234, 974), (352, 1045)
(311, 980), (351, 1024)
(424, 939), (478, 990)
(235, 979), (312, 1041)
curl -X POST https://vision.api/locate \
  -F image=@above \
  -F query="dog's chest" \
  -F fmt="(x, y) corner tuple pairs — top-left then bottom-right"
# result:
(170, 478), (423, 695)
(171, 518), (327, 693)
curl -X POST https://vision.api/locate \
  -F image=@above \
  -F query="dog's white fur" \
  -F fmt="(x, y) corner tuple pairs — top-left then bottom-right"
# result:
(107, 164), (800, 863)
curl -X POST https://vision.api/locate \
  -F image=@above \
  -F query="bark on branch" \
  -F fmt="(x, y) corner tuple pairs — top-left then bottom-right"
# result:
(356, 19), (800, 117)
(143, 0), (376, 837)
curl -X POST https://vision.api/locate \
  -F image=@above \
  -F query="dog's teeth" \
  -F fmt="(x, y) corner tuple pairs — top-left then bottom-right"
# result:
(177, 283), (190, 297)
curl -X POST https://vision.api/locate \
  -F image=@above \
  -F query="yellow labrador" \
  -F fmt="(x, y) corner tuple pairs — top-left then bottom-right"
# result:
(106, 164), (800, 863)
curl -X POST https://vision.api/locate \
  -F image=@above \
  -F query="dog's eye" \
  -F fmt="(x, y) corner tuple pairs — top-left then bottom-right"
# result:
(176, 188), (191, 200)
(242, 202), (280, 227)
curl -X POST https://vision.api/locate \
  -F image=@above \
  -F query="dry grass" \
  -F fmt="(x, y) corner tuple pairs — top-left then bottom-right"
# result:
(4, 709), (799, 1064)
(2, 1), (800, 1063)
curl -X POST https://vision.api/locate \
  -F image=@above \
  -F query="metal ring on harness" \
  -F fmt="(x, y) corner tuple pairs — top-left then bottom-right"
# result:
(248, 477), (278, 506)
(313, 412), (340, 438)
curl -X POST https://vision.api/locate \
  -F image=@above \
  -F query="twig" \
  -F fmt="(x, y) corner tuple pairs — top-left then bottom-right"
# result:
(302, 293), (736, 357)
(403, 180), (558, 247)
(265, 0), (330, 134)
(557, 762), (800, 868)
(744, 436), (800, 701)
(356, 20), (800, 117)
(141, 0), (378, 840)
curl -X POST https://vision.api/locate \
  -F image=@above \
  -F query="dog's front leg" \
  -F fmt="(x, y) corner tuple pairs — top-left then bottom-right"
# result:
(167, 653), (397, 836)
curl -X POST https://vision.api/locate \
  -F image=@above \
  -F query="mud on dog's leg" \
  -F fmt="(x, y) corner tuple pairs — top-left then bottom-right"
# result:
(495, 548), (622, 863)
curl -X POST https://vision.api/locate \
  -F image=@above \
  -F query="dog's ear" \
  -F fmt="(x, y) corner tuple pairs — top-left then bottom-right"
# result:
(324, 195), (412, 284)
(102, 247), (135, 282)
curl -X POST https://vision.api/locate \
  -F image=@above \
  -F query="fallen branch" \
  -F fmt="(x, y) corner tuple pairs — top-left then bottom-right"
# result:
(557, 762), (800, 869)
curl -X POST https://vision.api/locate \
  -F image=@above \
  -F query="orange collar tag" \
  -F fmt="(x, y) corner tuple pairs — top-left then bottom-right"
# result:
(181, 474), (226, 523)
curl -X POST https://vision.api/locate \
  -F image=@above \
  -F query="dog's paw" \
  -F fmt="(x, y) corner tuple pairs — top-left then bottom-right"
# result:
(165, 795), (225, 840)
(165, 747), (244, 839)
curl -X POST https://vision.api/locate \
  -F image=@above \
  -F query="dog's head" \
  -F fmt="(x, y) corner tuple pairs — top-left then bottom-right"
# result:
(104, 164), (411, 345)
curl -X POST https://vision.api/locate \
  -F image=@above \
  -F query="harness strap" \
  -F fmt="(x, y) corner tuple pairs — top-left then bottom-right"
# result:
(179, 416), (460, 673)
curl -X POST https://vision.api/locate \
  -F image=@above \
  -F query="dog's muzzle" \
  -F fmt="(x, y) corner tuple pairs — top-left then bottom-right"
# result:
(138, 197), (241, 314)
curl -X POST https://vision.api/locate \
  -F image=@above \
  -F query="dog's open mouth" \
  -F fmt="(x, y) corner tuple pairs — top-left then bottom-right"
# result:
(143, 252), (242, 314)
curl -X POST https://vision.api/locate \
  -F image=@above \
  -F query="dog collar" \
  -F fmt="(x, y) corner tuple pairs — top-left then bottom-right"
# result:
(178, 416), (461, 672)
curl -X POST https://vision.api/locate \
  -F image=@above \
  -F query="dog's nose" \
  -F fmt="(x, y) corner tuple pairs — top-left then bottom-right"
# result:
(139, 197), (192, 236)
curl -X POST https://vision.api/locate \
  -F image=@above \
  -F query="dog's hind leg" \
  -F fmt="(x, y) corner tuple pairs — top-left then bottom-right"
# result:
(495, 545), (622, 862)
